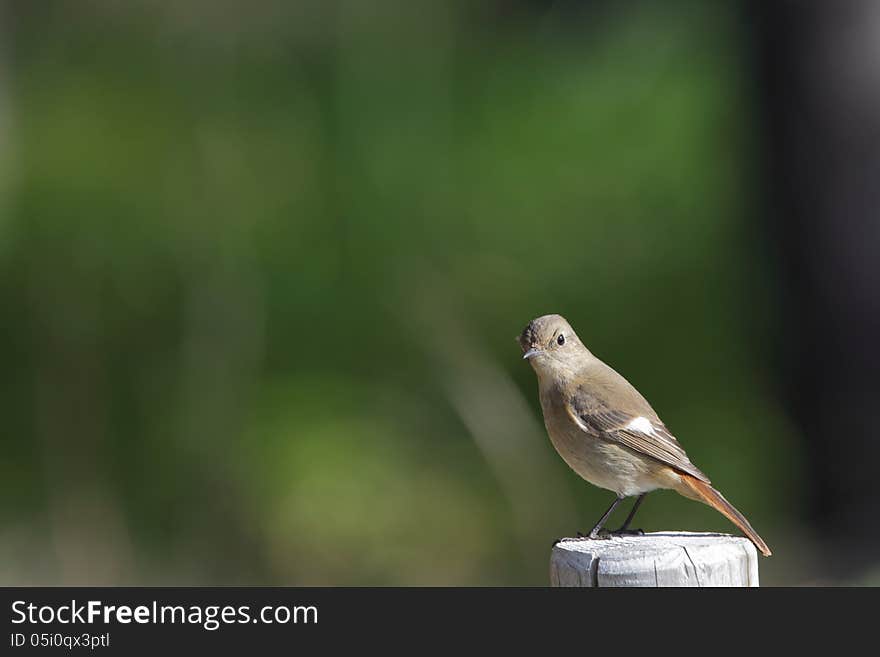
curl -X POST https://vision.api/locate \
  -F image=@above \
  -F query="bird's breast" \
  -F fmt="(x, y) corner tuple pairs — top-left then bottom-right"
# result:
(538, 384), (676, 497)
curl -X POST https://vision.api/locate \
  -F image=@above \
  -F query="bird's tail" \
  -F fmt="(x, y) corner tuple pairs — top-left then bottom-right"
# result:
(676, 473), (772, 557)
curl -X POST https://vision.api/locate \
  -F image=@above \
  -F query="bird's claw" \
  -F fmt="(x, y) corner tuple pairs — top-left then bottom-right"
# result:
(554, 528), (644, 546)
(611, 528), (645, 536)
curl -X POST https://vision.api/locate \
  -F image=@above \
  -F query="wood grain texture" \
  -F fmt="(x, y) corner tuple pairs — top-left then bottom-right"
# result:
(550, 531), (759, 587)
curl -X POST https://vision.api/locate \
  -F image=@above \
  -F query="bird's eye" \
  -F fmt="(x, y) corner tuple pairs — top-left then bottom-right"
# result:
(557, 334), (565, 346)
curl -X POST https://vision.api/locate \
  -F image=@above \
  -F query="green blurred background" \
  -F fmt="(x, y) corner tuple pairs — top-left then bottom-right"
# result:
(0, 0), (868, 586)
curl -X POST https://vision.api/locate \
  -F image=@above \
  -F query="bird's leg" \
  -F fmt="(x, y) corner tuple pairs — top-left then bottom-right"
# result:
(612, 493), (646, 536)
(579, 495), (624, 539)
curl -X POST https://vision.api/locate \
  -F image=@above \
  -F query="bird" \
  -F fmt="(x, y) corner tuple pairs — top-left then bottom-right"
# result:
(518, 313), (771, 557)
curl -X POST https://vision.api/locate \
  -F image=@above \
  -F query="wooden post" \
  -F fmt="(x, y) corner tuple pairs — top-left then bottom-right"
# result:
(550, 531), (759, 587)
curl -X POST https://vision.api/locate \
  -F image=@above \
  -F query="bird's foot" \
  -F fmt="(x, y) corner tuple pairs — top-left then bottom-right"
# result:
(580, 529), (612, 540)
(555, 528), (642, 545)
(610, 528), (645, 537)
(553, 530), (608, 544)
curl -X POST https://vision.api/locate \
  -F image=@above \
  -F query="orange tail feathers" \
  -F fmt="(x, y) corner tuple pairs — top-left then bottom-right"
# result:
(677, 473), (772, 557)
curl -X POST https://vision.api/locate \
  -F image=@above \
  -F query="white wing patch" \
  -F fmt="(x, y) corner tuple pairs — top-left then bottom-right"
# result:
(571, 412), (592, 434)
(625, 416), (657, 436)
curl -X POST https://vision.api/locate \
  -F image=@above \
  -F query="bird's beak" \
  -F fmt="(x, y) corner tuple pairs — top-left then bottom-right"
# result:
(522, 348), (541, 360)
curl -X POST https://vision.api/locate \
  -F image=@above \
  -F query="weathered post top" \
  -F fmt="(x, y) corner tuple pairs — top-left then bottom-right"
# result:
(550, 531), (759, 587)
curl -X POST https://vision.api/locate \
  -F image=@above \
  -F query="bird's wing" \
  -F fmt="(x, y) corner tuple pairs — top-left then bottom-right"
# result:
(566, 402), (711, 484)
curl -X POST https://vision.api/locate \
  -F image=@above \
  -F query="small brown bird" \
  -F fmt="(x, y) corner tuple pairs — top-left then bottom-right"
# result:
(519, 313), (771, 556)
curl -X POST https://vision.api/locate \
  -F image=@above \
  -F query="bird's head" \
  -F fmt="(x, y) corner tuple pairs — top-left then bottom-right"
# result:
(517, 314), (590, 375)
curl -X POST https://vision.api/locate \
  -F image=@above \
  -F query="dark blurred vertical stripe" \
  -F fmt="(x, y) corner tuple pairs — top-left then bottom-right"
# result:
(746, 0), (880, 573)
